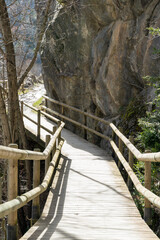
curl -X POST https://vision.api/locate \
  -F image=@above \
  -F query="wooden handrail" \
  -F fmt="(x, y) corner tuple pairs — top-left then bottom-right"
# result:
(43, 95), (160, 224)
(23, 102), (38, 112)
(0, 139), (64, 219)
(41, 106), (111, 142)
(110, 140), (160, 209)
(43, 95), (113, 125)
(0, 122), (64, 160)
(43, 96), (160, 163)
(0, 101), (65, 236)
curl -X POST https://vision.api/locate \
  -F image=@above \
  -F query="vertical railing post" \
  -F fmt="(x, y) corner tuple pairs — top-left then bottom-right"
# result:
(32, 148), (40, 225)
(127, 136), (134, 190)
(52, 126), (57, 156)
(37, 110), (41, 139)
(7, 144), (18, 240)
(61, 106), (64, 122)
(44, 98), (47, 113)
(112, 130), (116, 159)
(21, 101), (23, 116)
(83, 113), (87, 140)
(0, 177), (2, 205)
(0, 177), (6, 240)
(44, 98), (47, 109)
(144, 159), (151, 225)
(118, 127), (123, 169)
(57, 121), (61, 145)
(45, 135), (51, 174)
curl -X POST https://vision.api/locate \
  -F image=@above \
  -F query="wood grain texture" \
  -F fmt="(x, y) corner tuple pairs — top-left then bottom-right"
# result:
(21, 114), (159, 240)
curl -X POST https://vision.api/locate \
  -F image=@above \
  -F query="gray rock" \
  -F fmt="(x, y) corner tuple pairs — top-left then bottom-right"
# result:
(38, 0), (160, 135)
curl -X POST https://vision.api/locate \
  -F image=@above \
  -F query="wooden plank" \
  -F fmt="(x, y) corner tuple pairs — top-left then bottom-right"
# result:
(20, 121), (159, 240)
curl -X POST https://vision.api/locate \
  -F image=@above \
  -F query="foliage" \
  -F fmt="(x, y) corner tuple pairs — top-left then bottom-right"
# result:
(32, 96), (43, 109)
(136, 75), (160, 152)
(137, 112), (160, 152)
(148, 27), (160, 36)
(137, 27), (160, 152)
(134, 27), (160, 224)
(119, 97), (146, 136)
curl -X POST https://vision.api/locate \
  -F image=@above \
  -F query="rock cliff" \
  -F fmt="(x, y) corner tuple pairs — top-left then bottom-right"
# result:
(39, 0), (160, 133)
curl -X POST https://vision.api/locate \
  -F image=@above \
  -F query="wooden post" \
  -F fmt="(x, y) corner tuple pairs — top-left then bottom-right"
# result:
(32, 148), (40, 225)
(0, 177), (5, 240)
(45, 98), (47, 108)
(21, 101), (24, 116)
(37, 110), (41, 139)
(57, 121), (61, 145)
(52, 126), (57, 158)
(61, 106), (64, 122)
(7, 144), (18, 240)
(127, 136), (134, 190)
(144, 160), (152, 225)
(112, 130), (116, 159)
(0, 177), (2, 204)
(83, 113), (87, 140)
(44, 98), (47, 113)
(118, 127), (123, 169)
(45, 135), (51, 174)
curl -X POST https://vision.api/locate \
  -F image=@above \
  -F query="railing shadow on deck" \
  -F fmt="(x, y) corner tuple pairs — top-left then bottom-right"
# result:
(0, 102), (65, 240)
(70, 168), (132, 201)
(42, 95), (160, 226)
(25, 156), (71, 240)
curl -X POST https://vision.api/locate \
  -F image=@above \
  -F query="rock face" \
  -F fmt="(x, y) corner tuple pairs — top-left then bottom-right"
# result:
(39, 0), (160, 131)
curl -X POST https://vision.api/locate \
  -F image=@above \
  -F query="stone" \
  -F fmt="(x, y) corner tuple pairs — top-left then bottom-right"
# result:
(37, 0), (160, 134)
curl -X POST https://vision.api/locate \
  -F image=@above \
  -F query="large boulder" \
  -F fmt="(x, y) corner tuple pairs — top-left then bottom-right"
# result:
(38, 0), (160, 133)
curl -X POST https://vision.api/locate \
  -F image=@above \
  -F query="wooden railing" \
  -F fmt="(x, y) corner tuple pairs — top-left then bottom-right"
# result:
(42, 95), (160, 225)
(0, 102), (65, 240)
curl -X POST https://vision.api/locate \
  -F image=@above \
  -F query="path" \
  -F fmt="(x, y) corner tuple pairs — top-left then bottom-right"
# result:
(20, 110), (158, 240)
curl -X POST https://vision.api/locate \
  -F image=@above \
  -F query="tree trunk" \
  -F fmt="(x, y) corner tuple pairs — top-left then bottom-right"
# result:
(0, 87), (11, 145)
(0, 0), (31, 185)
(0, 0), (28, 147)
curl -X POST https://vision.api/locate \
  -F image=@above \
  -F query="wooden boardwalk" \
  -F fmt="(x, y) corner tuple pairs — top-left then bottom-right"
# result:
(20, 113), (158, 240)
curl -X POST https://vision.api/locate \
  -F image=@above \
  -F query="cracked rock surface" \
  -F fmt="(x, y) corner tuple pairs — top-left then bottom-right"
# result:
(38, 0), (160, 122)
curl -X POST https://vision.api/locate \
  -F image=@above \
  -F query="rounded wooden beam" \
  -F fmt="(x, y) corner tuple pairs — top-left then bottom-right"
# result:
(32, 148), (41, 224)
(7, 144), (18, 240)
(0, 140), (64, 219)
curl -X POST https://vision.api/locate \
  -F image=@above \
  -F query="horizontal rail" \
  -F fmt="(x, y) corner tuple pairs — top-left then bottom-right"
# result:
(110, 123), (160, 162)
(0, 121), (64, 160)
(41, 106), (110, 142)
(110, 139), (160, 208)
(23, 102), (38, 112)
(0, 145), (46, 160)
(40, 124), (53, 135)
(0, 139), (64, 218)
(44, 96), (160, 163)
(41, 110), (60, 123)
(43, 95), (160, 216)
(23, 113), (53, 135)
(43, 95), (113, 125)
(109, 123), (141, 159)
(23, 113), (37, 125)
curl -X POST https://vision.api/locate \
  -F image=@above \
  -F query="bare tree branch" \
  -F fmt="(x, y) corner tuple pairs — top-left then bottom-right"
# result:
(18, 0), (52, 88)
(0, 46), (5, 57)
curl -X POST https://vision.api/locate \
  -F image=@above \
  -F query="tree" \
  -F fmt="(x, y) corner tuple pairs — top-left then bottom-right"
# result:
(0, 0), (52, 147)
(0, 0), (52, 234)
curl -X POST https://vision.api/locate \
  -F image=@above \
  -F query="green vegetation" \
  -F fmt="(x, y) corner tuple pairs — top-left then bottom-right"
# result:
(32, 97), (43, 109)
(120, 97), (146, 136)
(137, 75), (160, 152)
(133, 28), (160, 230)
(18, 89), (30, 95)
